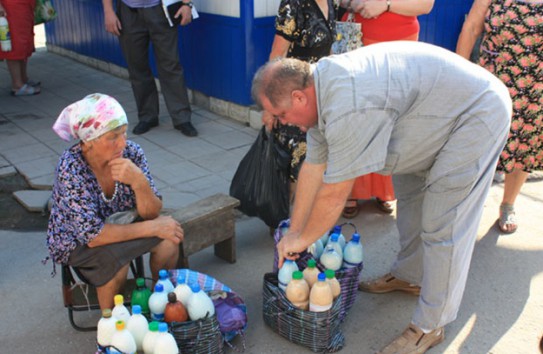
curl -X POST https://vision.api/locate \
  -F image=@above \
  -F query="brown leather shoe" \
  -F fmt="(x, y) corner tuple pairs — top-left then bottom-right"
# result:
(358, 273), (420, 296)
(378, 324), (444, 354)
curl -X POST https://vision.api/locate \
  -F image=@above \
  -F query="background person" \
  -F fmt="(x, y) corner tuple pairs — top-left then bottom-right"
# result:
(254, 42), (511, 353)
(337, 0), (434, 218)
(456, 0), (542, 234)
(102, 0), (198, 137)
(46, 93), (183, 310)
(0, 0), (41, 96)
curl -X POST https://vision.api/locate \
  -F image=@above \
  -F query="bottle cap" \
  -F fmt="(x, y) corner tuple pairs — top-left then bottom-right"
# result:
(351, 233), (360, 242)
(318, 272), (326, 281)
(158, 322), (168, 333)
(190, 283), (201, 293)
(330, 233), (339, 242)
(114, 294), (124, 305)
(325, 269), (336, 279)
(159, 269), (169, 279)
(149, 321), (159, 332)
(332, 225), (341, 234)
(102, 308), (112, 318)
(154, 283), (164, 293)
(115, 320), (125, 330)
(177, 273), (186, 284)
(132, 305), (142, 315)
(292, 270), (303, 280)
(136, 277), (145, 287)
(307, 259), (317, 268)
(285, 259), (293, 264)
(168, 292), (178, 303)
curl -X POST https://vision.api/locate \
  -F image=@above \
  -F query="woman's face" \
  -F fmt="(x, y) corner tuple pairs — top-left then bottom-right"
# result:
(87, 125), (128, 163)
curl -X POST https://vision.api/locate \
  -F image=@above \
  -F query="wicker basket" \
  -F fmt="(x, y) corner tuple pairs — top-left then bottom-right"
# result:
(273, 220), (363, 322)
(262, 273), (345, 353)
(170, 315), (224, 354)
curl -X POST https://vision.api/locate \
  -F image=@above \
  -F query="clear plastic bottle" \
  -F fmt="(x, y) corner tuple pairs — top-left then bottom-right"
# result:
(131, 277), (152, 315)
(343, 232), (364, 268)
(153, 322), (179, 354)
(319, 234), (343, 271)
(330, 225), (346, 249)
(324, 269), (341, 300)
(157, 269), (175, 294)
(164, 292), (188, 323)
(97, 308), (117, 351)
(112, 294), (131, 323)
(142, 321), (160, 354)
(319, 230), (330, 246)
(278, 259), (299, 291)
(149, 284), (168, 321)
(307, 238), (324, 259)
(286, 270), (310, 310)
(302, 258), (320, 288)
(126, 305), (148, 352)
(0, 16), (11, 52)
(309, 273), (333, 312)
(186, 283), (215, 321)
(173, 273), (192, 307)
(110, 320), (137, 354)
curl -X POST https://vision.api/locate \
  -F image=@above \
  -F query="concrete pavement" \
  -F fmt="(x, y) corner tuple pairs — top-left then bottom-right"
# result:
(1, 26), (543, 354)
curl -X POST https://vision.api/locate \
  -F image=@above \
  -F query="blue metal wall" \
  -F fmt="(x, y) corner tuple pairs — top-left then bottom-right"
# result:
(45, 0), (473, 106)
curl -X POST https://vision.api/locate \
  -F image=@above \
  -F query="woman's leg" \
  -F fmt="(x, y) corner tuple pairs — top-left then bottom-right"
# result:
(96, 264), (130, 310)
(149, 239), (179, 282)
(499, 169), (529, 233)
(6, 59), (25, 90)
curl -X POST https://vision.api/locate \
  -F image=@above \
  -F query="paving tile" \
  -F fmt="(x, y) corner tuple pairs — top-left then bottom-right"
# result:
(160, 190), (202, 210)
(0, 155), (10, 168)
(2, 143), (58, 165)
(0, 166), (17, 178)
(164, 139), (224, 160)
(193, 150), (242, 174)
(151, 160), (211, 185)
(28, 174), (55, 190)
(194, 109), (226, 121)
(12, 190), (52, 212)
(193, 120), (234, 137)
(0, 124), (40, 151)
(15, 155), (59, 180)
(202, 130), (254, 150)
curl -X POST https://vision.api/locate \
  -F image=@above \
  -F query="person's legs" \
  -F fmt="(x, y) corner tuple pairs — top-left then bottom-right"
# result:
(6, 60), (25, 89)
(96, 264), (130, 310)
(149, 239), (179, 282)
(498, 168), (529, 233)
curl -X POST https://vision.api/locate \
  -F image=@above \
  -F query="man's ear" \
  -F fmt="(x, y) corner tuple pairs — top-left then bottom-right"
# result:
(291, 90), (307, 105)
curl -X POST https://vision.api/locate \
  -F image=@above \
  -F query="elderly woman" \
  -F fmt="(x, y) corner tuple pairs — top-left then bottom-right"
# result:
(46, 93), (183, 310)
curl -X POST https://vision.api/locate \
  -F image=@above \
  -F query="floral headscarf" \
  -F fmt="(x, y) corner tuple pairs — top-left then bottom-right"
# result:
(52, 93), (128, 142)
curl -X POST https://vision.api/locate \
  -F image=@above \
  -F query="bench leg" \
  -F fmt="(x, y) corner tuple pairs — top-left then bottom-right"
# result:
(214, 236), (236, 263)
(176, 245), (190, 269)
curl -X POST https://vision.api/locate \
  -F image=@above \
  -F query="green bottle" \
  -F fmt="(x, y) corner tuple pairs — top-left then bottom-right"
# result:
(131, 278), (152, 315)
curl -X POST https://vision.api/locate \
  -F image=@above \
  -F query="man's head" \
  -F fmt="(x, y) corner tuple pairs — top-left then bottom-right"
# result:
(252, 58), (318, 132)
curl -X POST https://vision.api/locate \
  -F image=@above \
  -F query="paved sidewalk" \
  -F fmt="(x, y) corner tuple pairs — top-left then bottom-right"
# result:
(1, 28), (543, 354)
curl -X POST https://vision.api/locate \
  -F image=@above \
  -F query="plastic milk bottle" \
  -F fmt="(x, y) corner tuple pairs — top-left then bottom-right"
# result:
(126, 305), (148, 352)
(186, 284), (215, 321)
(286, 270), (310, 310)
(343, 232), (363, 268)
(330, 226), (346, 249)
(149, 284), (168, 321)
(325, 269), (341, 300)
(302, 258), (320, 288)
(307, 238), (324, 259)
(97, 308), (117, 351)
(142, 321), (160, 354)
(320, 234), (343, 271)
(112, 294), (131, 323)
(278, 259), (299, 291)
(309, 273), (333, 312)
(173, 273), (192, 306)
(109, 320), (137, 354)
(153, 322), (180, 354)
(157, 269), (175, 294)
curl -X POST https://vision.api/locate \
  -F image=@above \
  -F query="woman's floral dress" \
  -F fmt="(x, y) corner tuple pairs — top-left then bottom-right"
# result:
(274, 0), (337, 181)
(479, 0), (543, 173)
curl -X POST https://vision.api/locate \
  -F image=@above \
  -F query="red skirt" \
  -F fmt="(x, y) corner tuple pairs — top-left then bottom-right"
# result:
(0, 0), (36, 61)
(350, 173), (395, 201)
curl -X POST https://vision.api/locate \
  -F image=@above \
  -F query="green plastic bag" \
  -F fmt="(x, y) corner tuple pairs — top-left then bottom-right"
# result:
(35, 0), (57, 25)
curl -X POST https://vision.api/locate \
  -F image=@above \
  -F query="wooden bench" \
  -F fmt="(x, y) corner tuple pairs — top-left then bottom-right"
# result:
(165, 193), (240, 268)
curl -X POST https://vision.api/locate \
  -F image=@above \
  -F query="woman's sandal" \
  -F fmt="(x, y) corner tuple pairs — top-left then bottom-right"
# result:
(11, 83), (41, 97)
(342, 199), (359, 219)
(498, 204), (518, 234)
(376, 198), (395, 214)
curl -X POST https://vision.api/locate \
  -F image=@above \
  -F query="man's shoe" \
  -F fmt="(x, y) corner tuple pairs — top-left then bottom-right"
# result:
(175, 122), (198, 137)
(358, 273), (420, 295)
(378, 324), (444, 354)
(132, 120), (159, 135)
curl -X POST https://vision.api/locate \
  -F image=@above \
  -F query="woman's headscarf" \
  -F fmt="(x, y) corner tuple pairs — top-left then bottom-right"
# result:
(52, 93), (128, 142)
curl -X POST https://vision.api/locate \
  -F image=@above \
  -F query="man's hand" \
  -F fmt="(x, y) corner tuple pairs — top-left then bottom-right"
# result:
(109, 158), (146, 188)
(174, 4), (192, 26)
(261, 111), (277, 132)
(152, 216), (184, 244)
(277, 230), (308, 269)
(104, 10), (122, 36)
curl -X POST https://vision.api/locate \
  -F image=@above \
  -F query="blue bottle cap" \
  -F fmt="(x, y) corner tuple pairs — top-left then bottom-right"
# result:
(332, 225), (341, 234)
(330, 233), (339, 242)
(132, 305), (142, 315)
(318, 272), (326, 281)
(177, 273), (185, 284)
(154, 283), (164, 292)
(158, 322), (168, 333)
(352, 233), (360, 242)
(190, 283), (201, 293)
(158, 269), (168, 279)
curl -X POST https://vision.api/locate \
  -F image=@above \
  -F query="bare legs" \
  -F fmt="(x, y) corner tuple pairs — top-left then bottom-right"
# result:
(97, 264), (130, 310)
(6, 59), (28, 90)
(499, 169), (529, 233)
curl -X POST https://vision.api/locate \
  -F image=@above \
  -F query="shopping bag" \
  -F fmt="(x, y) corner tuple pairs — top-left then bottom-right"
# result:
(331, 12), (362, 54)
(34, 0), (57, 25)
(229, 127), (290, 227)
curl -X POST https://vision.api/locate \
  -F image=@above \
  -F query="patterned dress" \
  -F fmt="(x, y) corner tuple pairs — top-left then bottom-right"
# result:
(46, 141), (160, 264)
(479, 0), (543, 173)
(274, 0), (337, 181)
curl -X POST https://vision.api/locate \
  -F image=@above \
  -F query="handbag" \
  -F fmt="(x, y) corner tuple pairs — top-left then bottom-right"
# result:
(34, 0), (57, 25)
(331, 12), (363, 54)
(229, 127), (290, 228)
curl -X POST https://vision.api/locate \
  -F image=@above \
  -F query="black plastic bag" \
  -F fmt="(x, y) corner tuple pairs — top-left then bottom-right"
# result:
(229, 127), (290, 227)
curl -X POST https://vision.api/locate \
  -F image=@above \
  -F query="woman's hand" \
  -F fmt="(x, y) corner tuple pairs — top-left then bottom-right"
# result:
(358, 0), (387, 19)
(109, 158), (147, 189)
(152, 216), (184, 244)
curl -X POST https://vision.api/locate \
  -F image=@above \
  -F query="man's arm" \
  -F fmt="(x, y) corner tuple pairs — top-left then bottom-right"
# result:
(102, 0), (122, 36)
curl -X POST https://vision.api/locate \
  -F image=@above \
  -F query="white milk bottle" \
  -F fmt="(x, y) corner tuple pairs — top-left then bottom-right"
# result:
(330, 225), (346, 249)
(109, 320), (137, 354)
(302, 258), (320, 288)
(97, 308), (117, 351)
(112, 294), (131, 323)
(149, 283), (168, 321)
(320, 234), (343, 271)
(186, 284), (215, 321)
(285, 270), (310, 310)
(325, 269), (341, 300)
(142, 321), (160, 354)
(307, 238), (324, 259)
(126, 305), (148, 352)
(278, 259), (299, 291)
(309, 273), (333, 312)
(319, 230), (330, 246)
(343, 232), (364, 268)
(153, 322), (179, 354)
(173, 273), (192, 306)
(157, 269), (174, 294)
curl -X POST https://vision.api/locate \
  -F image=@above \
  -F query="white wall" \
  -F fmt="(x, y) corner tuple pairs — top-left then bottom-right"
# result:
(254, 0), (281, 18)
(193, 0), (240, 18)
